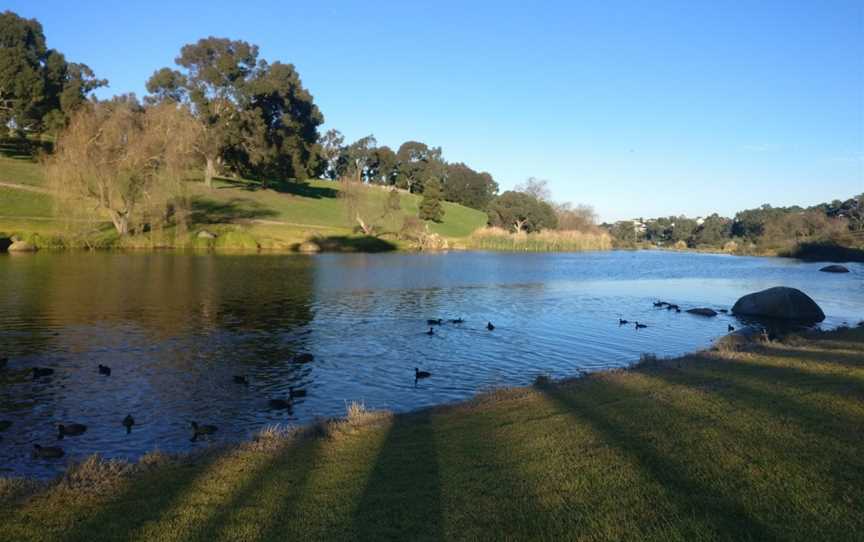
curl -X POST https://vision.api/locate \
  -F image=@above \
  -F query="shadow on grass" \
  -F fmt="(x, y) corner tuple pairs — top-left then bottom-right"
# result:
(539, 380), (777, 540)
(189, 197), (279, 225)
(351, 411), (443, 541)
(291, 236), (398, 253)
(216, 177), (338, 199)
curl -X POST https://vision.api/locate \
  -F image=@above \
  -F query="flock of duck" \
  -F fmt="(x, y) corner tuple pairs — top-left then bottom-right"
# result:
(0, 320), (494, 461)
(0, 351), (320, 460)
(618, 300), (735, 332)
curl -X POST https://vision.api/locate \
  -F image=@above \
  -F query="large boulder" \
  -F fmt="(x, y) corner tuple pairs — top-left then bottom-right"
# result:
(819, 264), (849, 274)
(732, 287), (825, 322)
(8, 240), (37, 252)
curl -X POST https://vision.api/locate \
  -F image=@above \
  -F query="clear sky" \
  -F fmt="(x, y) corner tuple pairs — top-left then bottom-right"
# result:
(6, 0), (863, 221)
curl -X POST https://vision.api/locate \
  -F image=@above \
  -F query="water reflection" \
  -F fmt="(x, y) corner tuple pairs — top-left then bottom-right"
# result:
(0, 251), (861, 477)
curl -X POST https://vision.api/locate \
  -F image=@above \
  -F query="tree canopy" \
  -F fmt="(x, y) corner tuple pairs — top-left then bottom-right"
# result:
(488, 190), (558, 232)
(0, 10), (106, 135)
(146, 37), (323, 186)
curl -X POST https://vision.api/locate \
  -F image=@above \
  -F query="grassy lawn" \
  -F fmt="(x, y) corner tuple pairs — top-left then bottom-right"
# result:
(2, 327), (862, 541)
(0, 158), (488, 249)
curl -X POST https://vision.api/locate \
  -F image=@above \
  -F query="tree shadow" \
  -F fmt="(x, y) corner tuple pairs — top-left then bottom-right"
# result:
(291, 236), (398, 253)
(217, 177), (338, 199)
(189, 197), (279, 225)
(351, 410), (443, 541)
(782, 241), (864, 263)
(539, 380), (778, 540)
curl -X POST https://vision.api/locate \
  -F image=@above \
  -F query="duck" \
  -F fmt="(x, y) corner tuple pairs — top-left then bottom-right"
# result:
(32, 367), (54, 379)
(449, 317), (465, 324)
(415, 368), (432, 380)
(728, 324), (735, 332)
(294, 353), (314, 364)
(190, 421), (218, 435)
(58, 423), (87, 439)
(98, 364), (111, 376)
(33, 444), (64, 459)
(426, 327), (435, 336)
(634, 322), (648, 329)
(653, 301), (667, 307)
(426, 318), (443, 326)
(0, 420), (11, 432)
(666, 304), (680, 311)
(289, 386), (307, 398)
(269, 398), (293, 410)
(122, 414), (135, 433)
(0, 357), (7, 368)
(618, 318), (629, 325)
(233, 375), (249, 386)
(487, 322), (495, 331)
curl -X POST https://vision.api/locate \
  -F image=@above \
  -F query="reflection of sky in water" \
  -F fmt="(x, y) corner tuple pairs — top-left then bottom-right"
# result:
(0, 251), (861, 477)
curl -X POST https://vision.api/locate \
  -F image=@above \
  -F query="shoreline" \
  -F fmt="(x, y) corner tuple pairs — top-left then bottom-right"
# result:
(2, 325), (863, 540)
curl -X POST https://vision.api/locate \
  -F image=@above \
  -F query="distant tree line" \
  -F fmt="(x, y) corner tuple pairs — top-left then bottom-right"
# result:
(605, 194), (864, 251)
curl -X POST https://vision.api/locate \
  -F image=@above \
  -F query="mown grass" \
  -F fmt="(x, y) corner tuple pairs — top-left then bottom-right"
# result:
(0, 159), (488, 250)
(2, 327), (862, 541)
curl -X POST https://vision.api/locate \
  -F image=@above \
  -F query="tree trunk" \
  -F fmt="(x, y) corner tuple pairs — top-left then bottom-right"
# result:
(205, 156), (216, 188)
(110, 210), (130, 236)
(515, 219), (527, 233)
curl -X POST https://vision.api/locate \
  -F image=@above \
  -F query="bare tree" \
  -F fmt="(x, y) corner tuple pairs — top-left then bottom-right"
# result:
(48, 101), (199, 236)
(515, 177), (552, 202)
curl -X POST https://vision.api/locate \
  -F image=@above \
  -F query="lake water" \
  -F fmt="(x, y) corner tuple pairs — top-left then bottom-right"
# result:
(1, 250), (862, 478)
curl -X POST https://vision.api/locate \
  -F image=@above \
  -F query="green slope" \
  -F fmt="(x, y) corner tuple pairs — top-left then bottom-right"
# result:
(0, 157), (488, 249)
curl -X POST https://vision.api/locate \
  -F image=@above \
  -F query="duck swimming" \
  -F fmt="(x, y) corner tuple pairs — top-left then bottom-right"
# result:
(33, 444), (64, 459)
(98, 364), (111, 376)
(487, 322), (495, 331)
(426, 327), (435, 336)
(0, 420), (11, 432)
(415, 368), (432, 379)
(122, 414), (135, 433)
(190, 421), (218, 435)
(289, 386), (307, 398)
(269, 398), (293, 410)
(634, 322), (648, 329)
(294, 353), (314, 364)
(233, 375), (249, 386)
(449, 317), (465, 324)
(32, 367), (54, 379)
(426, 318), (443, 326)
(618, 319), (629, 325)
(58, 423), (87, 439)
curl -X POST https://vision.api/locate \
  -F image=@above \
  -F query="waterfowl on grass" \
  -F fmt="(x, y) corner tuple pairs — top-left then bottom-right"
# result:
(487, 322), (495, 331)
(415, 368), (432, 380)
(98, 364), (111, 376)
(32, 367), (54, 379)
(58, 423), (87, 439)
(33, 444), (64, 459)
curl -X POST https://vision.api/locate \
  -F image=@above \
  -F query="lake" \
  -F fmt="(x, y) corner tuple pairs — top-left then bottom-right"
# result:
(1, 250), (861, 478)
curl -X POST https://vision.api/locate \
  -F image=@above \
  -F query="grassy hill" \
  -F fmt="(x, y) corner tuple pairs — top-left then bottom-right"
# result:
(0, 156), (488, 251)
(1, 326), (862, 541)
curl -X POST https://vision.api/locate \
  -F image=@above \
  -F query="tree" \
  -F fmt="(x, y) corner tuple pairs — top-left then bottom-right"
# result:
(419, 178), (444, 222)
(515, 177), (552, 202)
(395, 141), (443, 193)
(0, 11), (106, 135)
(339, 135), (377, 182)
(319, 128), (344, 180)
(554, 202), (598, 231)
(368, 145), (397, 185)
(48, 100), (198, 236)
(691, 213), (731, 246)
(443, 162), (498, 210)
(487, 191), (558, 232)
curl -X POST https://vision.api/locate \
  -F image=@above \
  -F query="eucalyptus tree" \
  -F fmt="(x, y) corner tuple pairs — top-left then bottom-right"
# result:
(395, 141), (444, 194)
(443, 162), (498, 210)
(0, 10), (106, 135)
(319, 128), (344, 180)
(146, 37), (323, 187)
(488, 191), (558, 233)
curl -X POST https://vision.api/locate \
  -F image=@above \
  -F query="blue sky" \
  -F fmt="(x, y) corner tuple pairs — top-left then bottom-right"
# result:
(7, 0), (863, 221)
